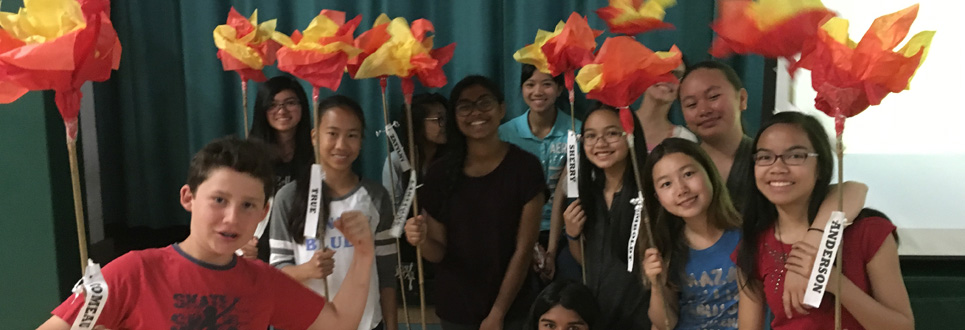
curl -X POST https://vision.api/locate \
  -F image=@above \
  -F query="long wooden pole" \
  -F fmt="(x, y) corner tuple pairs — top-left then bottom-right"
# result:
(835, 134), (844, 330)
(67, 138), (88, 273)
(311, 87), (330, 299)
(404, 98), (429, 330)
(379, 77), (412, 330)
(242, 80), (249, 138)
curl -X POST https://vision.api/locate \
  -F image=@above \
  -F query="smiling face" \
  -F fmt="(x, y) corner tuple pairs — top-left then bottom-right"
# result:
(754, 123), (819, 209)
(267, 89), (302, 134)
(652, 152), (713, 221)
(454, 84), (505, 140)
(422, 102), (447, 145)
(538, 305), (589, 330)
(522, 71), (563, 114)
(679, 68), (747, 141)
(180, 167), (268, 263)
(582, 110), (629, 170)
(314, 106), (363, 173)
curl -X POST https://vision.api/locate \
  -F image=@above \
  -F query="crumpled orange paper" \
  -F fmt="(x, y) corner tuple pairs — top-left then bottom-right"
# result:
(272, 10), (361, 92)
(514, 13), (602, 92)
(352, 14), (455, 99)
(710, 0), (835, 61)
(596, 0), (676, 36)
(213, 7), (279, 83)
(575, 36), (681, 109)
(791, 4), (933, 134)
(0, 0), (122, 140)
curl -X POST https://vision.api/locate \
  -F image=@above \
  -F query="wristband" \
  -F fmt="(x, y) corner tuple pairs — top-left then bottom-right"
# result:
(564, 231), (581, 241)
(807, 227), (825, 233)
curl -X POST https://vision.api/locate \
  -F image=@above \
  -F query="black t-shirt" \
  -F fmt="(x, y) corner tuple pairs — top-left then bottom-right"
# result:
(420, 144), (546, 324)
(583, 187), (652, 329)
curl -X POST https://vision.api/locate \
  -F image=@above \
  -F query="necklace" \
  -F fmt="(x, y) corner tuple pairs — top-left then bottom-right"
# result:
(768, 222), (790, 293)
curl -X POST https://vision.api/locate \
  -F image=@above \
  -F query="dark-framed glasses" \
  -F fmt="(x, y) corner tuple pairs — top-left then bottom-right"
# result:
(753, 150), (819, 166)
(424, 117), (446, 127)
(581, 129), (627, 146)
(269, 99), (300, 113)
(454, 96), (499, 117)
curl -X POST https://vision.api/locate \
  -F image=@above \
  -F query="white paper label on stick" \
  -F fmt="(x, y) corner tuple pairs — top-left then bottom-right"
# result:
(303, 164), (325, 250)
(70, 259), (108, 330)
(390, 173), (420, 238)
(627, 193), (644, 272)
(234, 196), (273, 256)
(385, 124), (412, 173)
(803, 211), (849, 308)
(566, 130), (579, 198)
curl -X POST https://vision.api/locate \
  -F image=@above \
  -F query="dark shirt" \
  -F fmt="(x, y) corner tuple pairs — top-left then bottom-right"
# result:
(421, 144), (546, 324)
(583, 187), (652, 329)
(727, 135), (755, 211)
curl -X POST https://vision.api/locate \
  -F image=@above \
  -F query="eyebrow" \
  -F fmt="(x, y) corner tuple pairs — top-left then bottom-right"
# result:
(458, 94), (496, 103)
(755, 145), (809, 153)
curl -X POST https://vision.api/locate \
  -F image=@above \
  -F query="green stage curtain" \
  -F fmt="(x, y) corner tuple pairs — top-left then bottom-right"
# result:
(94, 0), (764, 228)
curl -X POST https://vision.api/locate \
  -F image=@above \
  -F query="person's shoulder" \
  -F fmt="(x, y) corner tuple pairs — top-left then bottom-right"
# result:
(275, 180), (299, 199)
(499, 115), (526, 137)
(359, 178), (390, 199)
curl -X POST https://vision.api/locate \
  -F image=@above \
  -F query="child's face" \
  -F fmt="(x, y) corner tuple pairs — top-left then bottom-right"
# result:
(679, 68), (747, 141)
(267, 89), (302, 134)
(422, 103), (447, 145)
(314, 106), (363, 172)
(538, 305), (588, 330)
(522, 71), (562, 114)
(453, 85), (505, 140)
(582, 110), (629, 170)
(754, 123), (819, 208)
(652, 152), (713, 221)
(180, 167), (268, 257)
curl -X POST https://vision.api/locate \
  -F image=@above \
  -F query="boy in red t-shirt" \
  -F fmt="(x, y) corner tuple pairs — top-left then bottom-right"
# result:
(37, 136), (374, 330)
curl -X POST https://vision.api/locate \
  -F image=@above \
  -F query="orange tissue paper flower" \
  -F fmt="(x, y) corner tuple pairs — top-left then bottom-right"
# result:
(0, 0), (122, 139)
(514, 13), (602, 91)
(791, 4), (934, 134)
(272, 10), (361, 92)
(352, 14), (455, 96)
(710, 0), (835, 60)
(213, 7), (279, 83)
(596, 0), (676, 36)
(575, 36), (681, 109)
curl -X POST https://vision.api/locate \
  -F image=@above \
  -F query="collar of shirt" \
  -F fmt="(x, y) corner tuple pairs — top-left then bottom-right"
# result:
(510, 108), (573, 141)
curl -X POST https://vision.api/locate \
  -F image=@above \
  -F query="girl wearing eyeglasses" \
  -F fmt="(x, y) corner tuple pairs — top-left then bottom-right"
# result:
(735, 112), (913, 330)
(382, 93), (449, 207)
(405, 75), (546, 330)
(561, 102), (652, 329)
(641, 137), (742, 330)
(242, 76), (315, 262)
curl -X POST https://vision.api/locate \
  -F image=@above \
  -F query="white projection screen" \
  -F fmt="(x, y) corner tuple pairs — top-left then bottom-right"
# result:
(778, 0), (965, 256)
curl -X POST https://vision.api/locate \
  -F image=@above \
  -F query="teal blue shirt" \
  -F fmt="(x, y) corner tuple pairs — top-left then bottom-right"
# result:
(499, 109), (582, 231)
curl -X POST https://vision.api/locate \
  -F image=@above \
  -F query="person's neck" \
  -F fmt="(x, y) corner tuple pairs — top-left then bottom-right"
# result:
(603, 160), (627, 193)
(421, 143), (437, 172)
(178, 236), (233, 266)
(636, 99), (675, 144)
(701, 128), (744, 158)
(276, 130), (296, 162)
(466, 135), (505, 160)
(775, 201), (811, 244)
(321, 166), (359, 195)
(683, 214), (720, 240)
(528, 108), (558, 139)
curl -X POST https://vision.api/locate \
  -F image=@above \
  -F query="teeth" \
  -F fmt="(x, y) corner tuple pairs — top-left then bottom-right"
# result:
(471, 121), (485, 126)
(220, 232), (238, 238)
(770, 181), (792, 187)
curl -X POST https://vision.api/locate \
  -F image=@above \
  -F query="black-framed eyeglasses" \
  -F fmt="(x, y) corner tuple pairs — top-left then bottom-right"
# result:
(581, 129), (626, 146)
(753, 150), (819, 166)
(424, 117), (446, 127)
(269, 99), (300, 113)
(454, 96), (499, 117)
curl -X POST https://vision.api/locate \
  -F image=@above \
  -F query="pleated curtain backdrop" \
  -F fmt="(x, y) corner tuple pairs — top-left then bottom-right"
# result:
(92, 0), (765, 228)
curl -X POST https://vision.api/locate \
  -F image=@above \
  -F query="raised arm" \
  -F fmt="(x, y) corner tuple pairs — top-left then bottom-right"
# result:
(307, 211), (375, 330)
(481, 192), (545, 329)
